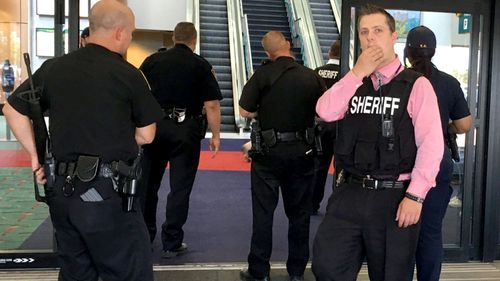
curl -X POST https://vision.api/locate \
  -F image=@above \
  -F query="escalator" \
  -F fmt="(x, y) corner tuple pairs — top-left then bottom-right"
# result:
(199, 0), (236, 132)
(242, 0), (303, 71)
(309, 0), (339, 62)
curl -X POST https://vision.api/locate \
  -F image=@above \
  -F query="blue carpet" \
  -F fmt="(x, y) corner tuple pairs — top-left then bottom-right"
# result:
(19, 169), (334, 265)
(152, 170), (332, 265)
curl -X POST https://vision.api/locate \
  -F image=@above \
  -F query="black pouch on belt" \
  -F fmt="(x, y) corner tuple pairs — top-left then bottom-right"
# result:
(75, 155), (100, 182)
(261, 129), (277, 147)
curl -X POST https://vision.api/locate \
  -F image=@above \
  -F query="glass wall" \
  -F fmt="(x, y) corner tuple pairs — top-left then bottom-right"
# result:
(0, 0), (29, 105)
(390, 10), (472, 251)
(0, 0), (54, 258)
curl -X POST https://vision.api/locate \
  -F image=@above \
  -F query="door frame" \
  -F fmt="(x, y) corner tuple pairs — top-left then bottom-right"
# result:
(339, 0), (494, 261)
(484, 0), (500, 262)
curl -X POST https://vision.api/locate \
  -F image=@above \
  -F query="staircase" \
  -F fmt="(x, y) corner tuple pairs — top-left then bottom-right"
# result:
(242, 0), (303, 71)
(309, 0), (339, 63)
(199, 0), (236, 132)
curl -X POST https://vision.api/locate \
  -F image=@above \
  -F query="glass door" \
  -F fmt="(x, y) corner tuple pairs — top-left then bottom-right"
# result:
(339, 0), (491, 261)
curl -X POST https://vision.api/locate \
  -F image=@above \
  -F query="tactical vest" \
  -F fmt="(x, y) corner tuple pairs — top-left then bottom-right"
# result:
(335, 69), (422, 179)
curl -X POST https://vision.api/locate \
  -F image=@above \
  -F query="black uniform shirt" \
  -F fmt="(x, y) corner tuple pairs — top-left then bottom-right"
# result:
(8, 44), (163, 163)
(314, 60), (340, 89)
(239, 56), (325, 132)
(139, 44), (222, 115)
(427, 67), (470, 134)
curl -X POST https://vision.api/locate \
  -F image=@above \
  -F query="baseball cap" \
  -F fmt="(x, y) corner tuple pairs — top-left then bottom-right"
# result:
(405, 26), (436, 49)
(81, 27), (90, 38)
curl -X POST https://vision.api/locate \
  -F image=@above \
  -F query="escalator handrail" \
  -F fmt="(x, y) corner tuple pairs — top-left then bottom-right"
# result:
(187, 0), (201, 54)
(242, 14), (254, 77)
(285, 0), (323, 69)
(227, 0), (248, 130)
(329, 0), (341, 31)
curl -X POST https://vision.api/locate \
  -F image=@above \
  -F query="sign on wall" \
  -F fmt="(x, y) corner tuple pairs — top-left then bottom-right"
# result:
(458, 14), (471, 34)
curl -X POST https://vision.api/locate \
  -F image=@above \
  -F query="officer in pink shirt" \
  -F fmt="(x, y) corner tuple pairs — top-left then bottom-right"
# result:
(312, 4), (444, 281)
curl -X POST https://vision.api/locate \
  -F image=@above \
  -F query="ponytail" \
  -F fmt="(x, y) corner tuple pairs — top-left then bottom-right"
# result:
(405, 47), (435, 78)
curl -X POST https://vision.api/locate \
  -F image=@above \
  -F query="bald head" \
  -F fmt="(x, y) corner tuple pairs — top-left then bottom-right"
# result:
(261, 31), (291, 60)
(89, 0), (133, 33)
(87, 0), (135, 54)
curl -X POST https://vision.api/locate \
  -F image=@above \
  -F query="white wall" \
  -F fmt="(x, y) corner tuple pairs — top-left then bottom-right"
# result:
(420, 12), (471, 48)
(30, 0), (188, 70)
(128, 0), (186, 31)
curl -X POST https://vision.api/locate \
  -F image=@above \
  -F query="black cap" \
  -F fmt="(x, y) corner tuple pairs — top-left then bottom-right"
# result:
(406, 26), (436, 49)
(81, 27), (90, 38)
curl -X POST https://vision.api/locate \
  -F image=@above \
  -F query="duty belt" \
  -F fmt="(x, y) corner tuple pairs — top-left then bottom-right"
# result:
(57, 162), (115, 178)
(162, 107), (201, 118)
(276, 131), (305, 142)
(346, 174), (409, 190)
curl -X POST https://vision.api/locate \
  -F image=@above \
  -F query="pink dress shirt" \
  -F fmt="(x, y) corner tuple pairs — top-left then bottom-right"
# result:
(316, 57), (444, 198)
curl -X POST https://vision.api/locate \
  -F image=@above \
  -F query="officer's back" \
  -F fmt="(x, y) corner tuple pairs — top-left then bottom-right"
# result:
(254, 57), (323, 132)
(39, 44), (151, 163)
(140, 43), (218, 113)
(238, 31), (325, 281)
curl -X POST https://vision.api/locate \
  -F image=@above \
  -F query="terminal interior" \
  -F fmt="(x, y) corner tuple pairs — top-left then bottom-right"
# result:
(1, 0), (500, 278)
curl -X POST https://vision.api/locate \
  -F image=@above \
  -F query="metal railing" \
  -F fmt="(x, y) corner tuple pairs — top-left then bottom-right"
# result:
(330, 0), (341, 31)
(187, 0), (200, 54)
(242, 14), (254, 77)
(284, 0), (323, 69)
(227, 0), (248, 130)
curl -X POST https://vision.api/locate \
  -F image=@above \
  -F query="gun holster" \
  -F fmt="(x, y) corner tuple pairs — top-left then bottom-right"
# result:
(446, 124), (460, 162)
(305, 127), (315, 145)
(43, 158), (57, 190)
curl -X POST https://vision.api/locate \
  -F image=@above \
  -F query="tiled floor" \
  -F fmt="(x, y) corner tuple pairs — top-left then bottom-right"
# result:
(1, 262), (500, 281)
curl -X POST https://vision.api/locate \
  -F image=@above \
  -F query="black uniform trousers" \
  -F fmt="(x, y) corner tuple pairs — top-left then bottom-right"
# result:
(48, 176), (153, 281)
(312, 182), (420, 281)
(312, 122), (336, 212)
(141, 117), (202, 250)
(248, 141), (314, 278)
(408, 150), (454, 281)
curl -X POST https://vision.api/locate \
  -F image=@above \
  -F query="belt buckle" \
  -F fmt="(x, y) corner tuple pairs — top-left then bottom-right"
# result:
(362, 176), (378, 190)
(169, 107), (186, 123)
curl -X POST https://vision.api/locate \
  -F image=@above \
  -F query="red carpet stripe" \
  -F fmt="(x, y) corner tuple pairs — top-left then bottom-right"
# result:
(0, 150), (251, 171)
(0, 150), (333, 173)
(0, 151), (31, 167)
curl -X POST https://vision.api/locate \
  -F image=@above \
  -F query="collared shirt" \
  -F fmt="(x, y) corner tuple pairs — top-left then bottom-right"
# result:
(316, 57), (443, 198)
(327, 58), (340, 65)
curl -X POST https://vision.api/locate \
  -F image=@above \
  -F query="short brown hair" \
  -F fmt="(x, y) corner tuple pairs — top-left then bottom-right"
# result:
(329, 40), (340, 59)
(173, 22), (197, 43)
(357, 4), (395, 33)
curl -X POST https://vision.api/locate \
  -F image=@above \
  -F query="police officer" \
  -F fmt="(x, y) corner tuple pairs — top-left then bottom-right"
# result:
(80, 27), (90, 48)
(239, 31), (325, 281)
(139, 22), (222, 258)
(2, 1), (163, 280)
(313, 5), (444, 281)
(404, 26), (472, 281)
(312, 40), (341, 215)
